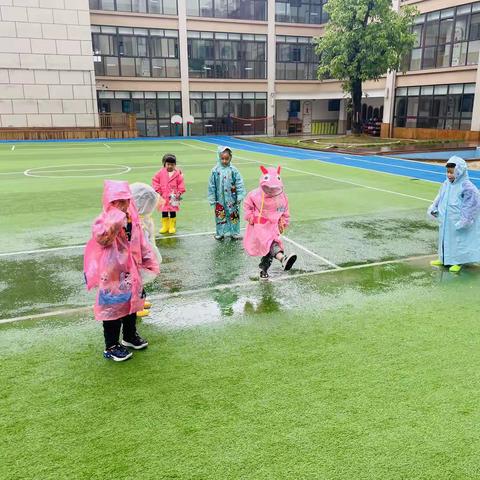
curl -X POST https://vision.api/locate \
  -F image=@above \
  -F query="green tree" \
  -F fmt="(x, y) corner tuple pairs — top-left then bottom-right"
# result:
(315, 0), (417, 134)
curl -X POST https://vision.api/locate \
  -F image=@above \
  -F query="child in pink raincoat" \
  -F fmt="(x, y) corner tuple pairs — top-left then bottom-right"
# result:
(84, 180), (160, 362)
(243, 165), (297, 280)
(152, 153), (186, 235)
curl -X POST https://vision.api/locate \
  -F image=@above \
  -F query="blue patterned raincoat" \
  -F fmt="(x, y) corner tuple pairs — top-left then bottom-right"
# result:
(208, 146), (246, 237)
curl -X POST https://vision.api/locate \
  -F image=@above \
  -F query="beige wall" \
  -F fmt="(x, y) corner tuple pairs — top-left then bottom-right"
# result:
(0, 0), (98, 129)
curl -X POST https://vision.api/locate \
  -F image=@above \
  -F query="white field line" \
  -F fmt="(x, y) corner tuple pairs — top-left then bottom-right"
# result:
(282, 235), (340, 269)
(103, 143), (111, 149)
(0, 161), (257, 178)
(0, 230), (221, 258)
(0, 253), (436, 325)
(180, 140), (433, 203)
(11, 145), (15, 151)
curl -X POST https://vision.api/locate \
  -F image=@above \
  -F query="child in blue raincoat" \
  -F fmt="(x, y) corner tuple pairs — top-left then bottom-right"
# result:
(428, 156), (480, 272)
(208, 146), (246, 240)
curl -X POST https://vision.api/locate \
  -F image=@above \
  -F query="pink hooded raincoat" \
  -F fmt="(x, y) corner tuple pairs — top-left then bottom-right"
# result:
(152, 168), (186, 212)
(84, 180), (160, 321)
(243, 166), (290, 257)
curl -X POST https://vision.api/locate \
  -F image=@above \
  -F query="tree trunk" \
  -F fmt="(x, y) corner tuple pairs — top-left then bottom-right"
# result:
(351, 79), (363, 134)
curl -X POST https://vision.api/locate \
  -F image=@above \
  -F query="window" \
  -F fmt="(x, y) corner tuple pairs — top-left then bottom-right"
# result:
(405, 2), (480, 70)
(189, 92), (267, 135)
(188, 31), (267, 79)
(98, 91), (182, 137)
(92, 26), (180, 78)
(89, 0), (177, 14)
(276, 35), (319, 80)
(275, 0), (328, 24)
(394, 83), (475, 130)
(186, 0), (266, 20)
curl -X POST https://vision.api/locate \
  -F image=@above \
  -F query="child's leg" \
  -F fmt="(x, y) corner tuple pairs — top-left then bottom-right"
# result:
(121, 313), (148, 349)
(271, 242), (297, 271)
(271, 242), (284, 261)
(103, 319), (122, 349)
(160, 211), (170, 234)
(168, 211), (177, 234)
(259, 253), (274, 272)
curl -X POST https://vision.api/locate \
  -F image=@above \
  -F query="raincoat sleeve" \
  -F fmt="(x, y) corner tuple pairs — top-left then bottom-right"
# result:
(243, 192), (256, 224)
(140, 232), (160, 274)
(93, 208), (126, 247)
(152, 171), (163, 196)
(233, 167), (246, 203)
(427, 187), (443, 220)
(176, 171), (186, 196)
(208, 169), (217, 206)
(279, 195), (290, 232)
(456, 183), (480, 230)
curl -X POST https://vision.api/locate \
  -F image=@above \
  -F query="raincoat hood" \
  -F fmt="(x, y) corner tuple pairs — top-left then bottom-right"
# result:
(130, 182), (159, 216)
(259, 165), (283, 197)
(447, 156), (468, 184)
(217, 145), (232, 167)
(102, 180), (132, 210)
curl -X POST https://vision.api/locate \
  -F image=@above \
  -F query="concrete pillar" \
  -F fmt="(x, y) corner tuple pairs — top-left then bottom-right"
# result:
(177, 1), (191, 136)
(471, 51), (480, 132)
(338, 99), (347, 134)
(267, 0), (276, 136)
(382, 70), (396, 137)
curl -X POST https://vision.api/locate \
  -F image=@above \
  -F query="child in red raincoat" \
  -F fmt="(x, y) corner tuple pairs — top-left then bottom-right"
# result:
(152, 153), (186, 235)
(84, 180), (160, 362)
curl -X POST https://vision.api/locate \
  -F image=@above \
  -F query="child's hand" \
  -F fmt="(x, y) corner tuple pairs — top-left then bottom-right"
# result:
(278, 217), (287, 234)
(157, 197), (166, 211)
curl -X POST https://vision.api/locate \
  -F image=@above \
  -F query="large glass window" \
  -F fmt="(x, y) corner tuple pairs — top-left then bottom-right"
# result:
(405, 2), (480, 70)
(276, 35), (319, 80)
(92, 26), (180, 78)
(89, 0), (177, 14)
(394, 83), (475, 130)
(97, 91), (182, 137)
(190, 92), (267, 135)
(186, 0), (266, 20)
(188, 31), (267, 79)
(275, 0), (328, 25)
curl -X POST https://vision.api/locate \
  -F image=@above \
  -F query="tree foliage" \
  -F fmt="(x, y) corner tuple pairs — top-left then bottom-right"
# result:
(315, 0), (417, 133)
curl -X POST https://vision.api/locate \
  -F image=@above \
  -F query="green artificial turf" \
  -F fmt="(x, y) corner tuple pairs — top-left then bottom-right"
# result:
(3, 139), (477, 479)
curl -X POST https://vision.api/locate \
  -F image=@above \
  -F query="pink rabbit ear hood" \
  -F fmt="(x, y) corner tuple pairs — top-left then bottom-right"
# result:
(259, 165), (283, 196)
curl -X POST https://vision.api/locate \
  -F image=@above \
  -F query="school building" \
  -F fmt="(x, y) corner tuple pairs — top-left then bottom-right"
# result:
(1, 0), (480, 140)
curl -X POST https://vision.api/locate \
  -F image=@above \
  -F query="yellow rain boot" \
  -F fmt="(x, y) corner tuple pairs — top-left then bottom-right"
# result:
(168, 217), (177, 234)
(159, 217), (169, 234)
(137, 309), (150, 318)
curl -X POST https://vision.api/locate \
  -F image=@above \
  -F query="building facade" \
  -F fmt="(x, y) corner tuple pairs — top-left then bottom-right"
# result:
(1, 0), (480, 140)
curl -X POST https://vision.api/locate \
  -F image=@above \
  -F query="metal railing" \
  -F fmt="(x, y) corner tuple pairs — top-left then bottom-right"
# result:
(99, 113), (136, 129)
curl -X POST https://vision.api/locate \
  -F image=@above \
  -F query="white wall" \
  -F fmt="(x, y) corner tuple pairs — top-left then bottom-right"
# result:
(0, 0), (98, 128)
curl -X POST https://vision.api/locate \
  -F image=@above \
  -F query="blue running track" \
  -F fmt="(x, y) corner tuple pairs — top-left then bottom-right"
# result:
(195, 136), (480, 188)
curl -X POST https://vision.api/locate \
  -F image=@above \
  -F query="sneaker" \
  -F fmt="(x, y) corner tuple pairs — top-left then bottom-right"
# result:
(449, 264), (462, 273)
(144, 300), (152, 309)
(231, 234), (242, 240)
(122, 334), (148, 350)
(430, 259), (443, 267)
(103, 344), (133, 362)
(259, 270), (269, 280)
(136, 309), (150, 318)
(281, 254), (297, 271)
(214, 234), (224, 241)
